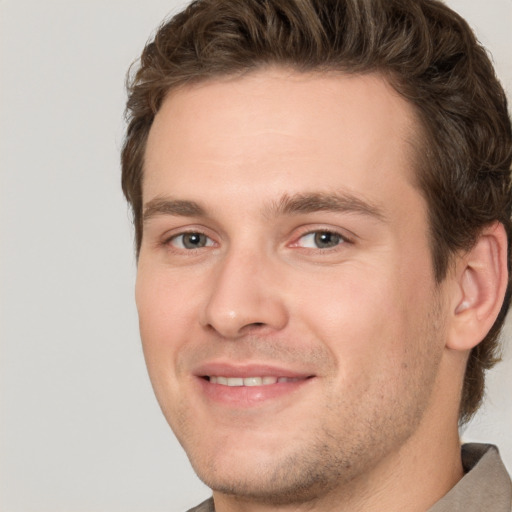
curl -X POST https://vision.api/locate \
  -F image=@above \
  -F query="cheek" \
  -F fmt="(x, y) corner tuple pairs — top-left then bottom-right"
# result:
(135, 266), (202, 378)
(135, 268), (204, 423)
(291, 260), (435, 376)
(136, 263), (202, 329)
(295, 264), (398, 333)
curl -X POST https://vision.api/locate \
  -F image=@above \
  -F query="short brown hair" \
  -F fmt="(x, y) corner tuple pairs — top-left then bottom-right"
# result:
(121, 0), (512, 423)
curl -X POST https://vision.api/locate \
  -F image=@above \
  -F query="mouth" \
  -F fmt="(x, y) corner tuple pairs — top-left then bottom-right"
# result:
(205, 376), (305, 386)
(195, 365), (315, 407)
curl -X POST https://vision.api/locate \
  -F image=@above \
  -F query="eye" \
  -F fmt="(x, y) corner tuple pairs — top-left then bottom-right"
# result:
(169, 232), (214, 250)
(296, 230), (346, 249)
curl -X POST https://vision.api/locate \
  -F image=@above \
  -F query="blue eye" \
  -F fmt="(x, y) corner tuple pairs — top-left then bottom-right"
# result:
(298, 231), (345, 249)
(171, 232), (214, 249)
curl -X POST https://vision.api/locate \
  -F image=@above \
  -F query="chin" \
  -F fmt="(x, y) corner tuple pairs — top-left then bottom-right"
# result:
(187, 440), (354, 506)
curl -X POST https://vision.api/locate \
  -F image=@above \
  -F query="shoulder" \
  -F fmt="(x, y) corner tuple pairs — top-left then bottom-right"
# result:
(428, 443), (512, 511)
(186, 497), (214, 512)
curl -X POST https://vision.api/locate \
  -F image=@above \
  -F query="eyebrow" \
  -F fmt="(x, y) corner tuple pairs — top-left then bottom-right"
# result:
(264, 192), (386, 221)
(142, 191), (386, 223)
(143, 197), (205, 222)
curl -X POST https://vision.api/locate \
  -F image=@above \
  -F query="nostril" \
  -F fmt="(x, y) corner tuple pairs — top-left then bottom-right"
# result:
(235, 322), (268, 337)
(245, 322), (267, 331)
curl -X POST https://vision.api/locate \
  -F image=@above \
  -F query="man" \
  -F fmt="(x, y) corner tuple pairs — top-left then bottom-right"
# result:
(121, 0), (512, 510)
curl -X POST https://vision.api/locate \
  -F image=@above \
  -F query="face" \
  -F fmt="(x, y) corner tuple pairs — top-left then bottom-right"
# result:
(137, 70), (449, 505)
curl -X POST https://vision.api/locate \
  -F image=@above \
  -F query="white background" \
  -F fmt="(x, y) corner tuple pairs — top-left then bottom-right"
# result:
(1, 1), (511, 511)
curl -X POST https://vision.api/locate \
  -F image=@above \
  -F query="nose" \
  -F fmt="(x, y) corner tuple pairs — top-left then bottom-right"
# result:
(200, 249), (289, 339)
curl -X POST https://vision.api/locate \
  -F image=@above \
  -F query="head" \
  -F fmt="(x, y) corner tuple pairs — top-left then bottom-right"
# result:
(122, 0), (511, 425)
(123, 1), (512, 506)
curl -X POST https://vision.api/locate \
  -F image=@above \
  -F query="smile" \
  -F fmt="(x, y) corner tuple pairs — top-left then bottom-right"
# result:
(207, 376), (303, 386)
(198, 370), (314, 406)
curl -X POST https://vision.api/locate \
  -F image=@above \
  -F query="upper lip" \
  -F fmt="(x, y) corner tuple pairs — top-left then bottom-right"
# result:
(194, 362), (314, 379)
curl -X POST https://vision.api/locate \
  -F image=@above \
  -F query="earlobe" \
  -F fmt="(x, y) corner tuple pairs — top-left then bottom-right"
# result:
(447, 222), (508, 351)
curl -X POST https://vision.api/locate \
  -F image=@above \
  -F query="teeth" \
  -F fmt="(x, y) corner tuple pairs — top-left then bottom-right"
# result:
(244, 377), (263, 386)
(278, 377), (301, 383)
(208, 376), (300, 387)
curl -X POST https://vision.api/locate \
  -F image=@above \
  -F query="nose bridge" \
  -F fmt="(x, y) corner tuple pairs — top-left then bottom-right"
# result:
(201, 242), (288, 338)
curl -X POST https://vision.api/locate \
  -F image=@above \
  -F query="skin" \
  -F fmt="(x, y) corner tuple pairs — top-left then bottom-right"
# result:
(136, 69), (503, 511)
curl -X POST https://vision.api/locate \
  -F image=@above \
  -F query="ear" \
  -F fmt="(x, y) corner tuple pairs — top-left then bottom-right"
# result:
(447, 222), (508, 351)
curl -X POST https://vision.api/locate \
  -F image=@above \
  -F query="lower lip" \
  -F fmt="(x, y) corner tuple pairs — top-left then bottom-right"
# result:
(197, 377), (312, 407)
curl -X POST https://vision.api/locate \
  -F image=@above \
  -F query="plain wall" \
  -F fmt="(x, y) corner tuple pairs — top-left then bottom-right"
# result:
(1, 1), (510, 511)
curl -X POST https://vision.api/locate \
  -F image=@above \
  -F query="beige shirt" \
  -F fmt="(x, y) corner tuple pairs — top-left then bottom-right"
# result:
(428, 444), (511, 511)
(187, 444), (512, 512)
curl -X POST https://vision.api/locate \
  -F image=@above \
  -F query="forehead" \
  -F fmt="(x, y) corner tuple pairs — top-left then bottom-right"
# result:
(143, 69), (421, 212)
